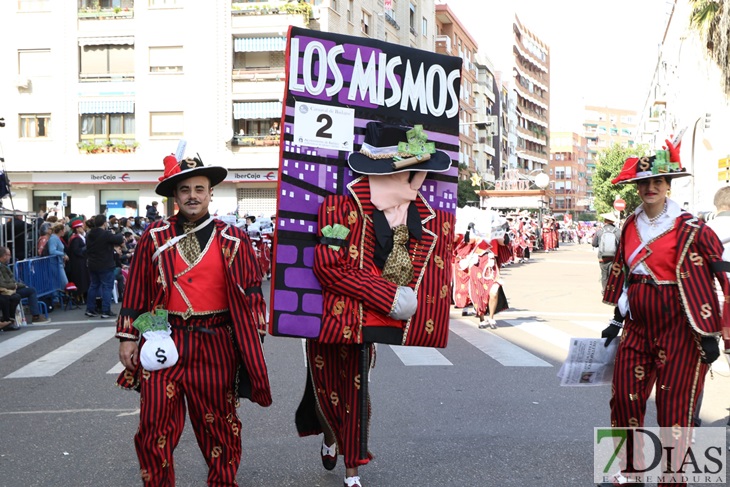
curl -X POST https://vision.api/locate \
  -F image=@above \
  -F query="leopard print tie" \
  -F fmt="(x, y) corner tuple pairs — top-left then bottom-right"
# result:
(179, 222), (202, 263)
(381, 224), (413, 286)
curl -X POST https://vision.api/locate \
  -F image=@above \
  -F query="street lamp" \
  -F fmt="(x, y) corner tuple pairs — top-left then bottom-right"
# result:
(530, 170), (550, 250)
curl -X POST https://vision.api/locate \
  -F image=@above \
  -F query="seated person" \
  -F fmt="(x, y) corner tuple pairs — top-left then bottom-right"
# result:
(0, 245), (51, 324)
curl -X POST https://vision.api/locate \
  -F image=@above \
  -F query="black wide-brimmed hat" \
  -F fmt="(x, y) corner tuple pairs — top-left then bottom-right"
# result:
(155, 154), (228, 197)
(347, 122), (451, 175)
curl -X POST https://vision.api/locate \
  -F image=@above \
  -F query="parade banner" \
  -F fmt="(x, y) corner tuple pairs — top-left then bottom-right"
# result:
(270, 26), (461, 339)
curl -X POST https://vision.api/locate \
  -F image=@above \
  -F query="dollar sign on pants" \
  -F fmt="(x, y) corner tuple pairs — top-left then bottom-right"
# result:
(156, 347), (167, 364)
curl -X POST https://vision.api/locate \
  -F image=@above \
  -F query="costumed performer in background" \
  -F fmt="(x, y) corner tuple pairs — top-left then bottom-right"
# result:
(295, 123), (455, 487)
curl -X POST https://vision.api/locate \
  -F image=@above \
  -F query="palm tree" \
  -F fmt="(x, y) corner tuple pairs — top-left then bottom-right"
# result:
(688, 0), (730, 95)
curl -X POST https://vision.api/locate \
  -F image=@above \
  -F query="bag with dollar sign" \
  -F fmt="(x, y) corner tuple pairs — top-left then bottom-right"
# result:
(132, 309), (179, 371)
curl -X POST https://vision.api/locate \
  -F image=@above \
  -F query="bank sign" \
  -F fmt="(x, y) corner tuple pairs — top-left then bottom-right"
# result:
(13, 170), (278, 184)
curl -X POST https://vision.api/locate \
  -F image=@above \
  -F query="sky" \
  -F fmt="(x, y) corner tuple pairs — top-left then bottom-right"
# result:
(444, 0), (673, 131)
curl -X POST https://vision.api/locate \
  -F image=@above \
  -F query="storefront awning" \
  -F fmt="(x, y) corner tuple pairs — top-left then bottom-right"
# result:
(78, 36), (135, 47)
(79, 100), (135, 114)
(234, 36), (286, 52)
(483, 196), (544, 209)
(233, 101), (281, 120)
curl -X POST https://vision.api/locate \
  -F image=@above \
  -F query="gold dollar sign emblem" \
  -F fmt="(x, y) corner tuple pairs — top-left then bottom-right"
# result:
(689, 252), (704, 266)
(671, 424), (682, 440)
(124, 369), (135, 386)
(333, 300), (345, 316)
(628, 417), (640, 428)
(186, 159), (197, 169)
(349, 245), (359, 260)
(347, 211), (357, 225)
(158, 435), (167, 449)
(443, 221), (451, 235)
(634, 365), (645, 380)
(231, 424), (240, 437)
(140, 469), (151, 482)
(354, 374), (361, 390)
(142, 369), (151, 381)
(205, 413), (215, 424)
(611, 262), (622, 277)
(440, 285), (448, 299)
(340, 346), (348, 360)
(425, 319), (434, 335)
(343, 325), (352, 340)
(314, 355), (325, 370)
(211, 446), (222, 458)
(166, 383), (175, 399)
(658, 349), (667, 365)
(637, 156), (652, 172)
(700, 303), (712, 319)
(330, 391), (339, 406)
(434, 256), (444, 270)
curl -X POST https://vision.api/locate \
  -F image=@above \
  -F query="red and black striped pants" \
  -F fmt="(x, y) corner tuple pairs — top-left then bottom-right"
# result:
(135, 319), (241, 486)
(610, 281), (707, 486)
(306, 340), (373, 469)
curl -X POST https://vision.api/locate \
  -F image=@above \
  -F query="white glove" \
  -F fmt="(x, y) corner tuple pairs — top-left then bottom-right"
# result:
(389, 286), (417, 321)
(140, 330), (179, 371)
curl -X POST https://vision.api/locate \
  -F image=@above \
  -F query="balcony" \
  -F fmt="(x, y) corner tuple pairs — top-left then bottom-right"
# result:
(231, 1), (312, 18)
(232, 134), (280, 147)
(78, 1), (134, 20)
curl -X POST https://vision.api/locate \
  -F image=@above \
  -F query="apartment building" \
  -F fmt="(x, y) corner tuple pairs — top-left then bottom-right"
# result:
(512, 16), (550, 174)
(548, 132), (589, 215)
(581, 105), (637, 206)
(1, 0), (435, 219)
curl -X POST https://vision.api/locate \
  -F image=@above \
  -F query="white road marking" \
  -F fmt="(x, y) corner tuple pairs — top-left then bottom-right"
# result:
(0, 329), (59, 359)
(450, 319), (552, 367)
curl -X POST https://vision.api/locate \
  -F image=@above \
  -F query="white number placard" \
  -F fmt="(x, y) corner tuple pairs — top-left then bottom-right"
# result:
(292, 101), (355, 151)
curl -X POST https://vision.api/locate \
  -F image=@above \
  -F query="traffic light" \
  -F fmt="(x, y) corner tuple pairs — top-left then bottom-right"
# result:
(704, 112), (711, 129)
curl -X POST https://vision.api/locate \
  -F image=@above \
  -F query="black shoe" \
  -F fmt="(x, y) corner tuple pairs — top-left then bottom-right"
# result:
(85, 311), (99, 318)
(100, 311), (116, 319)
(320, 439), (337, 471)
(2, 322), (20, 332)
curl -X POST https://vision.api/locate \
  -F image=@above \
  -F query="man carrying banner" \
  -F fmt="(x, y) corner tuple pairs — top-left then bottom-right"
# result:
(295, 122), (454, 487)
(116, 153), (271, 486)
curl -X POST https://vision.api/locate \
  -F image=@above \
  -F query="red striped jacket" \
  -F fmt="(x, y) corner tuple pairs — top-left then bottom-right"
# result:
(604, 212), (730, 344)
(313, 176), (454, 348)
(115, 216), (272, 407)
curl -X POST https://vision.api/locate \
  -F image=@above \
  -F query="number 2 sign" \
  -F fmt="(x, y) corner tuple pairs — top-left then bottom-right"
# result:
(292, 101), (355, 151)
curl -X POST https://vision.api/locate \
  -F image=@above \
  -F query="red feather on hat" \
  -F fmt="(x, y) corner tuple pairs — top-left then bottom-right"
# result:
(159, 154), (181, 182)
(611, 157), (639, 185)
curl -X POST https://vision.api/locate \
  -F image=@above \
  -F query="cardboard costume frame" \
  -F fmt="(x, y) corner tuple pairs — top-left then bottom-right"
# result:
(270, 27), (461, 347)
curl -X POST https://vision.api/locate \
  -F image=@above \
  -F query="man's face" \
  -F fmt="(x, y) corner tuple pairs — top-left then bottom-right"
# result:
(173, 175), (212, 221)
(0, 250), (11, 264)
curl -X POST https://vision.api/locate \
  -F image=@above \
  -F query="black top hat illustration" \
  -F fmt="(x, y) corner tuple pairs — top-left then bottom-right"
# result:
(347, 122), (452, 175)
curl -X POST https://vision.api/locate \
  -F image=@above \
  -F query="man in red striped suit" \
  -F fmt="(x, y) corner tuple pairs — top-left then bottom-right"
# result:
(295, 123), (455, 487)
(116, 154), (271, 486)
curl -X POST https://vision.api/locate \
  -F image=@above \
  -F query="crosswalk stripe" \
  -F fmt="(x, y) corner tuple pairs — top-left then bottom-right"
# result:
(450, 319), (552, 367)
(0, 329), (59, 359)
(107, 362), (125, 374)
(504, 319), (574, 351)
(572, 321), (607, 333)
(5, 328), (114, 378)
(389, 345), (452, 366)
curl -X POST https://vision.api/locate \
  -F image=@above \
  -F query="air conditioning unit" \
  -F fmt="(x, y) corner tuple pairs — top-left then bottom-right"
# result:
(16, 77), (31, 89)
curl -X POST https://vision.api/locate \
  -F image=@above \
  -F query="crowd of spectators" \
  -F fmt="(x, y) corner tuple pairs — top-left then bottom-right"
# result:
(0, 206), (163, 330)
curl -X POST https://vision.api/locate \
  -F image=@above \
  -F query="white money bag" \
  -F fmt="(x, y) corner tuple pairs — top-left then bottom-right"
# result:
(140, 330), (179, 371)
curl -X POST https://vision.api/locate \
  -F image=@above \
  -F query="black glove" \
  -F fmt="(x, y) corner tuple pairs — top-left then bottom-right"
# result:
(602, 307), (625, 347)
(601, 324), (621, 347)
(700, 336), (720, 364)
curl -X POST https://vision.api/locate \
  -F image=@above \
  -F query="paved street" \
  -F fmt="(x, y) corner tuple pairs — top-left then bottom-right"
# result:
(0, 242), (728, 486)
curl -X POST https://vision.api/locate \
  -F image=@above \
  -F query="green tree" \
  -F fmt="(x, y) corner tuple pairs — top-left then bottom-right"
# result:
(592, 142), (649, 216)
(457, 177), (480, 208)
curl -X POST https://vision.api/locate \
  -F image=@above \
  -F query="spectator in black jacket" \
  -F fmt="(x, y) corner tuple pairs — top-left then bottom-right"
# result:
(84, 214), (124, 319)
(145, 201), (160, 221)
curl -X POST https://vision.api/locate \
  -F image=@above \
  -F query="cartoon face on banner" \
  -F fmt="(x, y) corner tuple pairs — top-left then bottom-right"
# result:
(270, 27), (461, 339)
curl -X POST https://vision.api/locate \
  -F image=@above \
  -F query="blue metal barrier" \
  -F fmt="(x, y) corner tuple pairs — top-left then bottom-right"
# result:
(12, 256), (63, 298)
